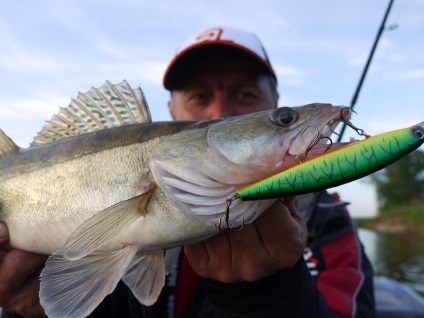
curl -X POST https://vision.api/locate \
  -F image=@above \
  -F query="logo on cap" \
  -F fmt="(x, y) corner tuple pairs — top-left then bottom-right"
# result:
(194, 28), (224, 43)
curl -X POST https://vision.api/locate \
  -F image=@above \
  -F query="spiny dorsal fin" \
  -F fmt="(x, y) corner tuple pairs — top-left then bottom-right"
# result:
(0, 130), (20, 158)
(31, 80), (152, 146)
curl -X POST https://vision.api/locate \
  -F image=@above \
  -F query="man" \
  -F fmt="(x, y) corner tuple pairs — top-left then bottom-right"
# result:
(0, 26), (374, 317)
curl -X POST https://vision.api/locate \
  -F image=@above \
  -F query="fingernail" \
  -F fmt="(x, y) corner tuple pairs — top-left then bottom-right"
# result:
(0, 222), (8, 239)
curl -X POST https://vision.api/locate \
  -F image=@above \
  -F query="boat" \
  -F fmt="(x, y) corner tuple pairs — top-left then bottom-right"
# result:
(375, 276), (424, 318)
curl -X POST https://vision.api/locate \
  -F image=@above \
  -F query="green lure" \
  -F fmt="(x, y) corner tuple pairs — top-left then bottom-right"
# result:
(231, 121), (424, 202)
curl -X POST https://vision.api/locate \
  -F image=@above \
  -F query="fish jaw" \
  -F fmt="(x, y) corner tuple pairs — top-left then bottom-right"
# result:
(286, 104), (345, 156)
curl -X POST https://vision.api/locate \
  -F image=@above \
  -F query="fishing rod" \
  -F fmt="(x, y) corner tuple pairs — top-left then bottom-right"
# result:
(301, 0), (397, 227)
(337, 0), (395, 142)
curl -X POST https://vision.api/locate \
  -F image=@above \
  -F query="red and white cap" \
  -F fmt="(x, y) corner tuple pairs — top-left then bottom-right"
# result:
(163, 26), (276, 90)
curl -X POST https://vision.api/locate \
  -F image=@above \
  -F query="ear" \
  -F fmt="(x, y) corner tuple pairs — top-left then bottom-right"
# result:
(168, 100), (176, 120)
(274, 91), (279, 108)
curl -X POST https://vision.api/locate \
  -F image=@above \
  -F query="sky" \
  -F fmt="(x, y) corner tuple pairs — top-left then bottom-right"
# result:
(0, 0), (423, 218)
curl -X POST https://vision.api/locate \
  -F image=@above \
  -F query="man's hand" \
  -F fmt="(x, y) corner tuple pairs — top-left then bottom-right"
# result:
(0, 222), (47, 318)
(184, 197), (307, 283)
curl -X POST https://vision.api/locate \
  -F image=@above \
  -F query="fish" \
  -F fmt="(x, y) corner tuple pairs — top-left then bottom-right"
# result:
(228, 121), (424, 202)
(0, 80), (348, 318)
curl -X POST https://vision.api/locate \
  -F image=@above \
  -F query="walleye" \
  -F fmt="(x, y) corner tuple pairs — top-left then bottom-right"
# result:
(0, 80), (347, 318)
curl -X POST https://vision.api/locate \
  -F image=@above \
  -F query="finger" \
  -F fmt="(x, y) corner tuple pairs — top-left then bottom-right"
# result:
(226, 224), (271, 281)
(200, 224), (271, 282)
(284, 196), (303, 221)
(254, 201), (306, 267)
(184, 241), (209, 274)
(4, 261), (47, 318)
(217, 200), (287, 260)
(0, 222), (10, 249)
(185, 199), (308, 284)
(219, 202), (295, 280)
(185, 232), (232, 281)
(0, 250), (47, 291)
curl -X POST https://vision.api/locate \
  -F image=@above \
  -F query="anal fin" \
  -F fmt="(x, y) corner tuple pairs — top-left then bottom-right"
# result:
(40, 245), (137, 318)
(122, 252), (165, 306)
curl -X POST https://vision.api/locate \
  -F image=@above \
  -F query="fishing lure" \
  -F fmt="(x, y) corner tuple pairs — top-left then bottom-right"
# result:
(228, 121), (424, 204)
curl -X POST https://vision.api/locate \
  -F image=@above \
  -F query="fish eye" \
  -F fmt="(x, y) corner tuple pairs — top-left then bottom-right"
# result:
(271, 107), (299, 126)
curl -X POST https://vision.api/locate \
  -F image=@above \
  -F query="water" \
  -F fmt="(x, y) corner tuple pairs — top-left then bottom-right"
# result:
(358, 228), (424, 296)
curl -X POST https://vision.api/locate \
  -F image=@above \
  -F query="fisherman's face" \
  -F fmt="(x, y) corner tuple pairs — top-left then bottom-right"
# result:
(169, 55), (278, 120)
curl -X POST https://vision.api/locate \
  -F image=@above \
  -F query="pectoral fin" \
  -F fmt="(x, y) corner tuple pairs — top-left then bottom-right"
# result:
(122, 252), (165, 306)
(150, 159), (270, 228)
(151, 159), (235, 225)
(40, 245), (137, 318)
(64, 191), (153, 260)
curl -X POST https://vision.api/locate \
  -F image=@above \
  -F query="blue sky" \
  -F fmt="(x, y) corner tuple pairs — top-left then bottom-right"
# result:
(0, 0), (423, 217)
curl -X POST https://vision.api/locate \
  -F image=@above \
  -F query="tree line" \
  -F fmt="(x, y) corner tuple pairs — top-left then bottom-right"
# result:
(369, 149), (424, 212)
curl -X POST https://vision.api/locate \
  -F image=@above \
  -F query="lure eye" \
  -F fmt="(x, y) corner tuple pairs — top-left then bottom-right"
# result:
(415, 128), (424, 140)
(271, 107), (299, 126)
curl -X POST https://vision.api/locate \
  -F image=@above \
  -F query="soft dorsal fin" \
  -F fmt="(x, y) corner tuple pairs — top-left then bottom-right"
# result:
(31, 80), (152, 146)
(0, 129), (20, 158)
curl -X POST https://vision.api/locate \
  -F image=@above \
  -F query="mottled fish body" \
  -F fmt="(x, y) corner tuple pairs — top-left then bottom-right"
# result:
(0, 81), (347, 317)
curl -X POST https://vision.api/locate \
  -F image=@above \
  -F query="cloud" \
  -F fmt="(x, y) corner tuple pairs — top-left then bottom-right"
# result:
(359, 116), (421, 137)
(0, 48), (71, 73)
(0, 95), (68, 121)
(273, 64), (305, 86)
(383, 68), (424, 81)
(0, 93), (69, 147)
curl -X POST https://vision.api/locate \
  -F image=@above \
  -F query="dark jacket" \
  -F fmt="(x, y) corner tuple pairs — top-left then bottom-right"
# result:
(304, 191), (375, 318)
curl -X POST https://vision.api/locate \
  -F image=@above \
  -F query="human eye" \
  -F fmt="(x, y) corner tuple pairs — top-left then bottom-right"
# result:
(192, 92), (210, 102)
(235, 88), (260, 103)
(185, 90), (211, 111)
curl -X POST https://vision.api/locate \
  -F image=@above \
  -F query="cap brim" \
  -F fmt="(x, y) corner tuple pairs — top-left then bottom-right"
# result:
(163, 43), (276, 90)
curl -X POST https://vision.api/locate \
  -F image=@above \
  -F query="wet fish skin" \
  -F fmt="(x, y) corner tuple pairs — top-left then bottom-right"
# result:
(0, 121), (215, 254)
(0, 80), (346, 317)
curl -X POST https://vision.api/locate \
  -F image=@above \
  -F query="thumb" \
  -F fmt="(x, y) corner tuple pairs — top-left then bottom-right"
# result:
(0, 222), (10, 245)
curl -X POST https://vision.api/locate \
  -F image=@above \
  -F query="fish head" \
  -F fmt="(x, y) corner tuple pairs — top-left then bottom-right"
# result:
(203, 103), (347, 184)
(151, 103), (349, 227)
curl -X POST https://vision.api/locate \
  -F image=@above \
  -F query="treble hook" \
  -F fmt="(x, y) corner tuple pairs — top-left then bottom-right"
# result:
(341, 107), (371, 138)
(329, 120), (341, 136)
(218, 196), (244, 232)
(295, 126), (333, 163)
(295, 126), (319, 163)
(319, 136), (333, 152)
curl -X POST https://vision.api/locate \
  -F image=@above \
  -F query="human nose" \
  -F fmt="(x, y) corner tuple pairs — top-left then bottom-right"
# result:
(207, 95), (234, 119)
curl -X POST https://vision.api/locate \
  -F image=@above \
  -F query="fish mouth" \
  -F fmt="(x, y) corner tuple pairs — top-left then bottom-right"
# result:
(288, 106), (354, 160)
